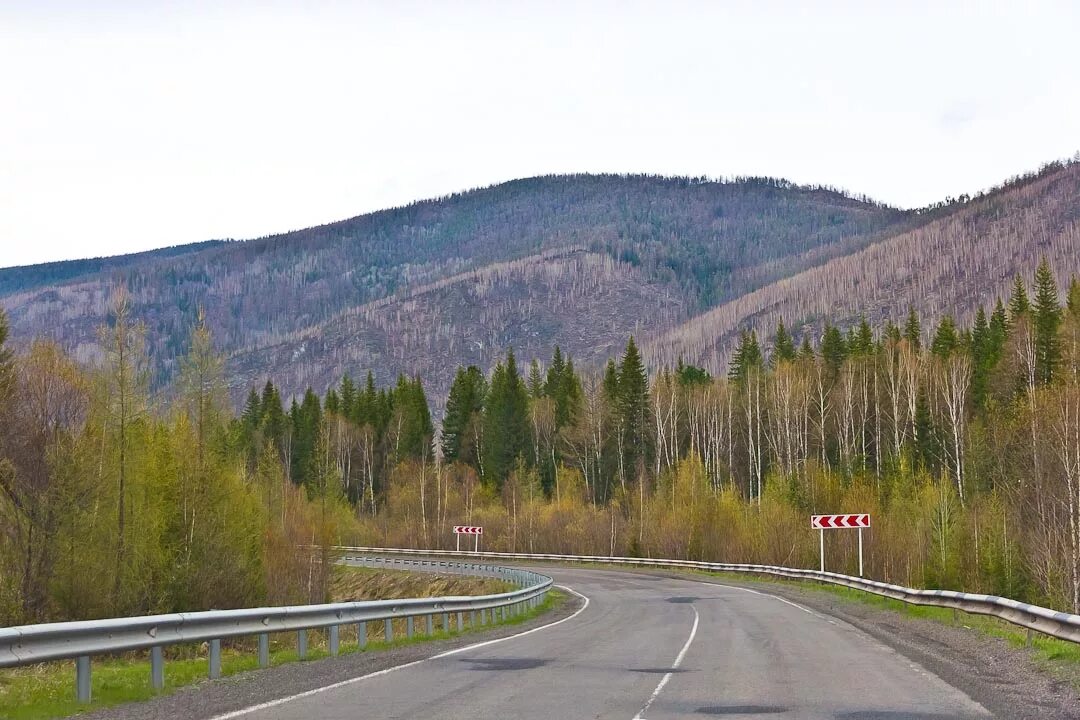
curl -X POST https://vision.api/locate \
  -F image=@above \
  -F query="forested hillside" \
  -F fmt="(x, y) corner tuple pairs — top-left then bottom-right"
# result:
(0, 174), (903, 402)
(7, 262), (1080, 626)
(649, 160), (1080, 370)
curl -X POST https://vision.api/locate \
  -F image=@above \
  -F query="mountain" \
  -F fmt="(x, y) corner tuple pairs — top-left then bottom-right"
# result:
(646, 160), (1080, 370)
(2, 162), (1076, 405)
(0, 174), (905, 403)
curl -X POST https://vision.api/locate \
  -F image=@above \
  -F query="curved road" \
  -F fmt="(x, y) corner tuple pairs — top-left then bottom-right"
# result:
(222, 566), (991, 720)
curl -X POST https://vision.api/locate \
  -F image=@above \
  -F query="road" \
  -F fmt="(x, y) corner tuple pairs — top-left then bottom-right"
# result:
(213, 566), (992, 720)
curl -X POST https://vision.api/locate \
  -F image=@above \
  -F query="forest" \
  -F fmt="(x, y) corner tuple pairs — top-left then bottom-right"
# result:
(3, 260), (1080, 627)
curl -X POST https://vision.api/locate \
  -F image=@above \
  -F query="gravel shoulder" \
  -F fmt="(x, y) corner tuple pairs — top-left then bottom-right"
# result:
(82, 593), (580, 720)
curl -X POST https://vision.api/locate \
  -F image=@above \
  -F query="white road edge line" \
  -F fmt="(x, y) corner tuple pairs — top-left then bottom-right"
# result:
(632, 604), (699, 720)
(207, 585), (591, 720)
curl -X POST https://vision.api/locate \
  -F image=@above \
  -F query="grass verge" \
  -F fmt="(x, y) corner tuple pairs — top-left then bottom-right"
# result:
(0, 584), (563, 720)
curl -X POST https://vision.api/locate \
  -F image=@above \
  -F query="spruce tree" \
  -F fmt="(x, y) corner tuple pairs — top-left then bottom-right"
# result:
(853, 317), (874, 356)
(820, 324), (847, 376)
(970, 307), (991, 408)
(771, 321), (797, 365)
(339, 375), (356, 419)
(930, 315), (960, 359)
(527, 359), (545, 399)
(1008, 274), (1030, 325)
(324, 388), (340, 415)
(1068, 277), (1080, 320)
(241, 388), (262, 433)
(797, 335), (815, 360)
(555, 357), (583, 427)
(1032, 259), (1062, 384)
(544, 347), (566, 398)
(482, 350), (530, 487)
(443, 366), (486, 464)
(729, 330), (764, 382)
(618, 337), (651, 481)
(903, 308), (921, 351)
(393, 376), (433, 460)
(883, 320), (900, 345)
(675, 358), (711, 386)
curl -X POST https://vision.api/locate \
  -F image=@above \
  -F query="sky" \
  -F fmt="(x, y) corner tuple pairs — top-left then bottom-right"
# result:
(1, 1), (1078, 269)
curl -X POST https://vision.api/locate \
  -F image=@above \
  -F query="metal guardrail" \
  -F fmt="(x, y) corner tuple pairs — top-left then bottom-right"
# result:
(0, 557), (552, 703)
(337, 546), (1080, 645)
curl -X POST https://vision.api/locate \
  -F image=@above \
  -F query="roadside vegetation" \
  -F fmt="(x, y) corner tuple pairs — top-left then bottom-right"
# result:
(4, 262), (1080, 625)
(0, 566), (561, 720)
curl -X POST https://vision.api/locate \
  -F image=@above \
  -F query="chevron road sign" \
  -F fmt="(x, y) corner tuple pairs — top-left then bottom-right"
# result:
(811, 514), (870, 576)
(811, 514), (870, 530)
(453, 525), (483, 551)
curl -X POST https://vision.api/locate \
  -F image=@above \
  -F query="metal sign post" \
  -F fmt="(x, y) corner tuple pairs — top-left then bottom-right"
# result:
(453, 525), (483, 552)
(811, 514), (870, 575)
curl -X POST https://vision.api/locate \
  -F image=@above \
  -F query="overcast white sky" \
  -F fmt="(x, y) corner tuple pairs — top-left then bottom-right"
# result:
(1, 1), (1078, 269)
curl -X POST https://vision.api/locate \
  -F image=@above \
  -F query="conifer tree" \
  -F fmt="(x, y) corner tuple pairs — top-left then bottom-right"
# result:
(797, 335), (815, 360)
(1068, 277), (1080, 320)
(675, 358), (711, 385)
(852, 317), (874, 356)
(903, 308), (922, 351)
(771, 321), (797, 365)
(617, 337), (651, 480)
(1032, 259), (1062, 385)
(442, 366), (486, 464)
(820, 324), (847, 376)
(729, 330), (763, 382)
(324, 389), (340, 415)
(1008, 274), (1030, 325)
(970, 307), (992, 408)
(883, 320), (901, 345)
(260, 381), (286, 452)
(392, 376), (433, 460)
(339, 375), (356, 419)
(482, 350), (530, 487)
(241, 388), (262, 434)
(527, 359), (545, 399)
(931, 315), (960, 359)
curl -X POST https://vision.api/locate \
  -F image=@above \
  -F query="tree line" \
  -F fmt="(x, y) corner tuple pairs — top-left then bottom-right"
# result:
(332, 260), (1080, 613)
(4, 259), (1080, 624)
(0, 289), (347, 626)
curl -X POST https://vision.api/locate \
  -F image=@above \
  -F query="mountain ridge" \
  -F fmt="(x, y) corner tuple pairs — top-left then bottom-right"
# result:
(2, 162), (1076, 406)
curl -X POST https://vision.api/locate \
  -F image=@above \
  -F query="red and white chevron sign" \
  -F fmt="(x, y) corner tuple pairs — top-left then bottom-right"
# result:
(453, 526), (483, 535)
(812, 514), (870, 529)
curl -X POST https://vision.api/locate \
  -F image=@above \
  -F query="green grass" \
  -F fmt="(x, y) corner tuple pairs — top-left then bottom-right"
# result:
(0, 591), (565, 720)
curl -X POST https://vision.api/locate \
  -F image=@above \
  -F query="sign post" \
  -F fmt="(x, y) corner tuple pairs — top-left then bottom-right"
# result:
(811, 514), (870, 575)
(453, 525), (483, 552)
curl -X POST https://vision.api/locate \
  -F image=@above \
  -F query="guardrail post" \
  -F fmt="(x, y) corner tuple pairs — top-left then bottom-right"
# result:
(426, 614), (433, 636)
(76, 655), (91, 703)
(480, 609), (487, 625)
(470, 610), (476, 627)
(407, 616), (414, 638)
(297, 630), (307, 659)
(358, 621), (367, 649)
(442, 611), (449, 631)
(151, 646), (164, 690)
(457, 611), (464, 631)
(209, 639), (222, 679)
(258, 633), (269, 668)
(384, 618), (393, 643)
(329, 625), (340, 656)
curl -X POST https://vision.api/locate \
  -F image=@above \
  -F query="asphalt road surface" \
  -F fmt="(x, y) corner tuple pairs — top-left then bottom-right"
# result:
(216, 566), (992, 720)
